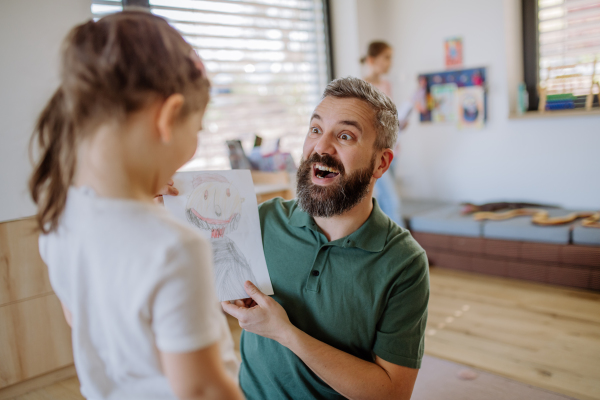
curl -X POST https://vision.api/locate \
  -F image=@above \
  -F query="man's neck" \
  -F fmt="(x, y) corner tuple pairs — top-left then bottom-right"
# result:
(312, 192), (374, 242)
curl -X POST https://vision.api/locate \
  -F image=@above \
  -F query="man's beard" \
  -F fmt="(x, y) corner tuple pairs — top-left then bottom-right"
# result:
(296, 153), (375, 218)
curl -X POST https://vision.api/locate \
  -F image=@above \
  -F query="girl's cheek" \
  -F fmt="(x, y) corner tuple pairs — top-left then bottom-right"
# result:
(187, 136), (198, 161)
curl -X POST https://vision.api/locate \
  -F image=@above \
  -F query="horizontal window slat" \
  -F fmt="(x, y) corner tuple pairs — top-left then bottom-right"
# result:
(91, 3), (123, 14)
(151, 8), (316, 30)
(183, 36), (318, 51)
(209, 93), (319, 106)
(196, 49), (320, 62)
(174, 27), (316, 41)
(540, 27), (600, 43)
(205, 61), (318, 73)
(149, 0), (317, 20)
(187, 0), (316, 11)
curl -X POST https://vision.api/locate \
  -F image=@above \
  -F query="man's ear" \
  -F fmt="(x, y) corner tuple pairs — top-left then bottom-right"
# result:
(157, 94), (185, 144)
(373, 148), (394, 179)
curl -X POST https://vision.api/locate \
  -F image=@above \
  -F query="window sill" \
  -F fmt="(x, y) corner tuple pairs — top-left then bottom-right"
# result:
(509, 109), (600, 120)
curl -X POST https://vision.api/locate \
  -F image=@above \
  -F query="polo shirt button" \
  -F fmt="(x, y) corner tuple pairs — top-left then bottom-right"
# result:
(311, 270), (320, 276)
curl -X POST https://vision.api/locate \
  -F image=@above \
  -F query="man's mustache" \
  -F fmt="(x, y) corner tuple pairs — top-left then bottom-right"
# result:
(304, 153), (345, 175)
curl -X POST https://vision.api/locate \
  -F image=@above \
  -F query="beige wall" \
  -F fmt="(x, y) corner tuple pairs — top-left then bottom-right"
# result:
(0, 0), (92, 223)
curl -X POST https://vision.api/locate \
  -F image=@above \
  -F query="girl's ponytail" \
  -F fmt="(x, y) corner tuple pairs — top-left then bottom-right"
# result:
(29, 87), (76, 234)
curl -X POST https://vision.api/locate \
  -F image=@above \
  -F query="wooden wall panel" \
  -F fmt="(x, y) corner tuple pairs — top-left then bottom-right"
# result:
(0, 294), (73, 388)
(0, 218), (53, 306)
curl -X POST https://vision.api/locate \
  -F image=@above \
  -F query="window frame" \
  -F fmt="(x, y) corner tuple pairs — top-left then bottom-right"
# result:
(522, 0), (539, 111)
(522, 0), (600, 113)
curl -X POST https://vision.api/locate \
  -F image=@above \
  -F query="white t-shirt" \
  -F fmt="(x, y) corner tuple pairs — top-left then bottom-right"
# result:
(39, 187), (239, 400)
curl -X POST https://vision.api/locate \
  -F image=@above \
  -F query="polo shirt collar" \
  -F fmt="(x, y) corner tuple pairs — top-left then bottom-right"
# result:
(289, 201), (313, 228)
(288, 198), (389, 253)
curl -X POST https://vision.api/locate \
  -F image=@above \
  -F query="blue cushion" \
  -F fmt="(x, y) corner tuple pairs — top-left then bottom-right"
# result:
(401, 199), (452, 219)
(410, 205), (483, 237)
(572, 223), (600, 246)
(482, 209), (578, 244)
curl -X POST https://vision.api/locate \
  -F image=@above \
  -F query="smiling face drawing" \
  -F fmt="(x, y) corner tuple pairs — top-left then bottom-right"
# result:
(185, 174), (245, 238)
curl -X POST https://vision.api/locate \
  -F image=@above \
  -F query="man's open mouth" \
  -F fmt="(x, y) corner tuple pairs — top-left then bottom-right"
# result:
(313, 163), (340, 179)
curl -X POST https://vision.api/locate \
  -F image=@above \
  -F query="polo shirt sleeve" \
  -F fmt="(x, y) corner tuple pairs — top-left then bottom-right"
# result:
(372, 251), (429, 369)
(151, 237), (222, 353)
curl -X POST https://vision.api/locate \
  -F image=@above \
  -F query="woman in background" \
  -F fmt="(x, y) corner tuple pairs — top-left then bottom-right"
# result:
(29, 11), (243, 400)
(362, 41), (404, 227)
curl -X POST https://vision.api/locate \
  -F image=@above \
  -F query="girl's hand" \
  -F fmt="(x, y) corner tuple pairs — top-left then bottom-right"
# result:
(154, 179), (179, 204)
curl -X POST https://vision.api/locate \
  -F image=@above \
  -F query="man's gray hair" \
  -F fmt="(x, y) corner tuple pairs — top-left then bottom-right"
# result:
(322, 77), (399, 149)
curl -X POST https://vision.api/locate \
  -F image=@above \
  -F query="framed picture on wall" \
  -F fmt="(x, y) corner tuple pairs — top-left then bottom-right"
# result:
(416, 67), (487, 128)
(456, 86), (485, 129)
(445, 37), (463, 68)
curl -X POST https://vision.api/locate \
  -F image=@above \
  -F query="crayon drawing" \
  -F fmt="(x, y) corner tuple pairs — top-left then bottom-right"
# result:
(164, 170), (273, 301)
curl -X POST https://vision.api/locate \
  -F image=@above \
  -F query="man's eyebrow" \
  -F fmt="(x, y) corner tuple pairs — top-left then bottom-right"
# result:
(310, 113), (321, 121)
(339, 120), (362, 134)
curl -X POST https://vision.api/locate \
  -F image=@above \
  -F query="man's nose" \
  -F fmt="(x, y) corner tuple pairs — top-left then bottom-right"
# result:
(313, 132), (336, 156)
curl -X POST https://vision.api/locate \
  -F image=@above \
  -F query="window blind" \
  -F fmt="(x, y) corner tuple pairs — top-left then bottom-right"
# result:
(538, 0), (600, 99)
(92, 0), (330, 170)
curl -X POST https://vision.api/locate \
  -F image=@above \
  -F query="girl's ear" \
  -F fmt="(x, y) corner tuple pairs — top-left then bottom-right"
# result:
(157, 94), (185, 143)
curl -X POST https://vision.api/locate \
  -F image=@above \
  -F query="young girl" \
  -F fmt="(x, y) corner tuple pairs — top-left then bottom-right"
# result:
(29, 12), (243, 400)
(361, 41), (404, 227)
(361, 41), (394, 98)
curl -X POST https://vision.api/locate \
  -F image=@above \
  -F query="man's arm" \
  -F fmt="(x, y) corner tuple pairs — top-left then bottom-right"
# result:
(222, 281), (419, 400)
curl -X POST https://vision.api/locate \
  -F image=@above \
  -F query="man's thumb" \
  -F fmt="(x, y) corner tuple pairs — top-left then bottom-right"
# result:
(244, 281), (268, 306)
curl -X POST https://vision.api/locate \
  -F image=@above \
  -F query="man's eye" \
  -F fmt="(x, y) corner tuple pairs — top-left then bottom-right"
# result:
(310, 127), (320, 134)
(339, 133), (352, 140)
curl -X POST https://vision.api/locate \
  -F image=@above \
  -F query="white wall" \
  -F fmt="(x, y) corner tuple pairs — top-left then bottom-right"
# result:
(354, 0), (600, 209)
(0, 0), (91, 223)
(329, 0), (361, 79)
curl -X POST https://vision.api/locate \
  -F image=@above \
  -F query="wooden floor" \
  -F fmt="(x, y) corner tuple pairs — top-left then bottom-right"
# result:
(425, 267), (600, 400)
(6, 377), (82, 400)
(8, 267), (600, 400)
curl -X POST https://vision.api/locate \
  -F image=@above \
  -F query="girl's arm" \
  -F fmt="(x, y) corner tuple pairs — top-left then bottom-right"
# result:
(160, 344), (244, 400)
(60, 301), (73, 328)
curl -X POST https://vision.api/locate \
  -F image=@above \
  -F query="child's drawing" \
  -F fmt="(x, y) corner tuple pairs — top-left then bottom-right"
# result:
(185, 173), (257, 300)
(164, 170), (273, 301)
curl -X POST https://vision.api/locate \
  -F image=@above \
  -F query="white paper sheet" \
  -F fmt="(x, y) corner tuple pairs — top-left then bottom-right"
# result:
(164, 170), (274, 301)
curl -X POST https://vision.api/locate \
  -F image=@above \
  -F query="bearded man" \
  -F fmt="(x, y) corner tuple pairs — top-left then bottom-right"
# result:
(222, 77), (429, 400)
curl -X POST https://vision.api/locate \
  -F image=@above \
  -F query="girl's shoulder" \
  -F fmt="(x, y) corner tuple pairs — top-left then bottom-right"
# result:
(54, 186), (210, 267)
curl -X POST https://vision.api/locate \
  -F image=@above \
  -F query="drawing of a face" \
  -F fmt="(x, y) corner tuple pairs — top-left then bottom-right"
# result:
(185, 174), (245, 238)
(462, 95), (479, 122)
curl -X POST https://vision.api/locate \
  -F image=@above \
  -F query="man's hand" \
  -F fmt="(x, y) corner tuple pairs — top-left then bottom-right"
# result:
(221, 281), (293, 345)
(154, 179), (179, 205)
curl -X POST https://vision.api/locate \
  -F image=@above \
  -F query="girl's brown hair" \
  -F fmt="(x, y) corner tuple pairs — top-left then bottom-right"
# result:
(360, 41), (391, 64)
(29, 11), (210, 234)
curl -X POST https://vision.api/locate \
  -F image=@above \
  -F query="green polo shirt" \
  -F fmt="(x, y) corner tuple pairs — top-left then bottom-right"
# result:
(239, 198), (429, 400)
